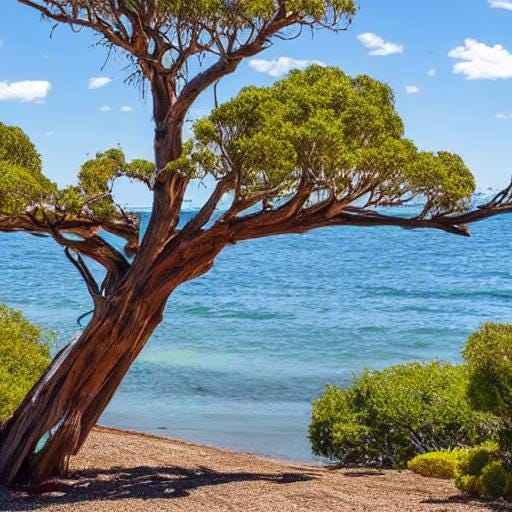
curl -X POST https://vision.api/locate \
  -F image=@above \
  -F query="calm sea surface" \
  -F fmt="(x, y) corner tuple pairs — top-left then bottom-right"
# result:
(2, 208), (512, 461)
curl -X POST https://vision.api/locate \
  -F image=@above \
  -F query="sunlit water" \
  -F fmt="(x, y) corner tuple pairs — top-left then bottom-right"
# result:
(2, 208), (512, 461)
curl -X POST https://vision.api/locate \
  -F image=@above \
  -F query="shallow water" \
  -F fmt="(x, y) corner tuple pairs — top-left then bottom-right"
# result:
(2, 209), (512, 461)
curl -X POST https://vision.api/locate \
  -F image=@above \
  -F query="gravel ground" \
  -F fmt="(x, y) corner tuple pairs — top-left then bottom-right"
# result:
(1, 427), (510, 512)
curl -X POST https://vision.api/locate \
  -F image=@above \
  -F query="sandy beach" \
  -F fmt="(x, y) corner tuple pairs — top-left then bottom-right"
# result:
(1, 427), (509, 512)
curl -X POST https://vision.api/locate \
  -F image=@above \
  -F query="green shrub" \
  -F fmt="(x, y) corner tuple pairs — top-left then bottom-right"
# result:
(464, 323), (512, 446)
(454, 473), (482, 496)
(458, 442), (499, 476)
(407, 450), (465, 479)
(0, 305), (51, 419)
(310, 362), (497, 467)
(480, 461), (510, 499)
(453, 443), (511, 498)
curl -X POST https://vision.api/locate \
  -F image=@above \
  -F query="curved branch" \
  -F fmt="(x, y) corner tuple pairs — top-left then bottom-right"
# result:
(64, 247), (103, 306)
(17, 0), (147, 60)
(0, 213), (132, 295)
(179, 171), (236, 238)
(228, 183), (512, 242)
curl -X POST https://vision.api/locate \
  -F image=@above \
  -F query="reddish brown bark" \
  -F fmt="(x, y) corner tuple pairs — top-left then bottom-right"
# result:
(0, 226), (228, 485)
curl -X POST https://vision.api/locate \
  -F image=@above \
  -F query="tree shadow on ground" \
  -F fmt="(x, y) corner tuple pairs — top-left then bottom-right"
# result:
(1, 465), (318, 510)
(341, 470), (386, 477)
(422, 495), (512, 512)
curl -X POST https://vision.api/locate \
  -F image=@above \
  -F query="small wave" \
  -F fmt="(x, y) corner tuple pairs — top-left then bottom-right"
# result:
(182, 305), (291, 320)
(372, 287), (512, 301)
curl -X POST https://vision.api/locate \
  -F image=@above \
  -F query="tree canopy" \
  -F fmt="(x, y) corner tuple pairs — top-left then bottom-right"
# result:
(192, 66), (476, 220)
(1, 65), (510, 268)
(18, 1), (357, 77)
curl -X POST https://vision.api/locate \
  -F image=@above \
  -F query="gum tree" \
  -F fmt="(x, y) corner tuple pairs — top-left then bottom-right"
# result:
(1, 0), (512, 486)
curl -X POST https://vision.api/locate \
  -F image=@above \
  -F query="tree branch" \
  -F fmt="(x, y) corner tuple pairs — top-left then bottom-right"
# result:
(0, 212), (132, 295)
(228, 184), (512, 242)
(64, 248), (103, 306)
(179, 171), (236, 238)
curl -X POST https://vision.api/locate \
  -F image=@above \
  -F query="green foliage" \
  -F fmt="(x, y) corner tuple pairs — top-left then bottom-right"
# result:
(407, 443), (510, 499)
(194, 66), (475, 215)
(126, 159), (155, 183)
(0, 161), (55, 215)
(157, 0), (357, 26)
(458, 442), (499, 476)
(454, 473), (482, 496)
(310, 362), (497, 467)
(407, 450), (465, 479)
(480, 462), (510, 498)
(0, 305), (51, 420)
(454, 445), (510, 499)
(0, 122), (42, 173)
(0, 124), (56, 215)
(0, 119), (155, 221)
(464, 323), (512, 424)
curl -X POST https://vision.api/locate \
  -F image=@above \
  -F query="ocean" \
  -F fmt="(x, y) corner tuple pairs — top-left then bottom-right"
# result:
(1, 208), (512, 462)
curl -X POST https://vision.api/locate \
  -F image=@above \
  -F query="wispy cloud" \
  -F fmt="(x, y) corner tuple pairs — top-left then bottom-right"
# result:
(357, 32), (403, 56)
(427, 68), (437, 77)
(489, 0), (512, 10)
(496, 113), (512, 119)
(405, 85), (419, 94)
(0, 39), (4, 49)
(120, 105), (133, 112)
(88, 76), (112, 89)
(100, 105), (111, 112)
(249, 57), (325, 77)
(449, 39), (512, 79)
(0, 80), (51, 102)
(44, 130), (54, 137)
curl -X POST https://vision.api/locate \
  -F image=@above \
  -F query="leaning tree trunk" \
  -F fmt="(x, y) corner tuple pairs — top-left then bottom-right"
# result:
(0, 289), (168, 485)
(0, 221), (225, 486)
(0, 83), (221, 486)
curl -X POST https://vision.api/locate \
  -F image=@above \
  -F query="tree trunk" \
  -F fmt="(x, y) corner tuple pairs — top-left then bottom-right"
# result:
(0, 82), (217, 487)
(0, 288), (168, 485)
(0, 219), (227, 486)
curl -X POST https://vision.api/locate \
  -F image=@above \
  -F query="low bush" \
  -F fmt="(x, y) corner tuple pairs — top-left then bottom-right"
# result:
(407, 450), (465, 479)
(464, 323), (512, 448)
(310, 362), (497, 467)
(455, 324), (512, 500)
(454, 473), (482, 496)
(457, 442), (499, 477)
(480, 461), (510, 499)
(0, 305), (51, 420)
(454, 443), (511, 498)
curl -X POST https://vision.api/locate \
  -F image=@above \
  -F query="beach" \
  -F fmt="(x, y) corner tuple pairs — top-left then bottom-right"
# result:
(1, 427), (507, 512)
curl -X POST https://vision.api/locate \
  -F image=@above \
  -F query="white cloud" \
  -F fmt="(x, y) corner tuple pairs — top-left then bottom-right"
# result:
(427, 68), (437, 77)
(489, 0), (512, 10)
(357, 32), (404, 56)
(120, 105), (132, 112)
(248, 57), (325, 77)
(0, 80), (51, 103)
(44, 130), (54, 137)
(496, 113), (512, 119)
(405, 85), (419, 94)
(449, 39), (512, 80)
(100, 105), (111, 112)
(88, 76), (112, 89)
(0, 39), (3, 49)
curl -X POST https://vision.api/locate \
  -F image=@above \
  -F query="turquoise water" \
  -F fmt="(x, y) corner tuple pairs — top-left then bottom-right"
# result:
(2, 209), (512, 461)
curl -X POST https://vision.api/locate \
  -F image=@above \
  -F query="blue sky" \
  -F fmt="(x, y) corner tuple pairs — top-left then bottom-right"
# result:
(1, 0), (512, 206)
